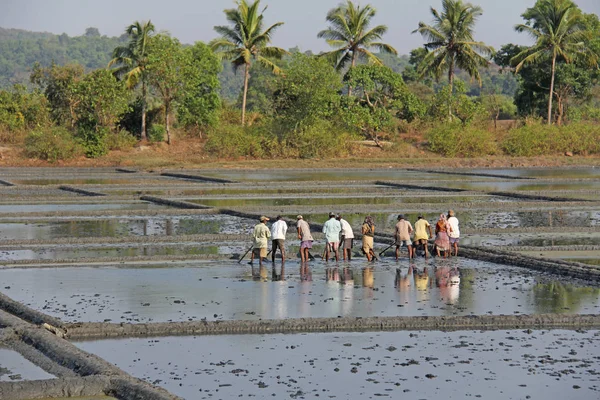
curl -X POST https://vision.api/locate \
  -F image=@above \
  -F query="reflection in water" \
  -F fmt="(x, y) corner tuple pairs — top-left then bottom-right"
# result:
(271, 263), (286, 282)
(532, 281), (600, 314)
(435, 266), (461, 304)
(300, 263), (312, 282)
(396, 266), (461, 305)
(362, 267), (374, 288)
(326, 267), (340, 283)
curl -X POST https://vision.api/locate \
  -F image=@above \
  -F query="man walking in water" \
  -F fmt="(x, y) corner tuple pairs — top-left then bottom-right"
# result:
(414, 215), (433, 259)
(323, 212), (341, 262)
(250, 216), (271, 267)
(271, 215), (287, 263)
(296, 215), (313, 263)
(395, 214), (414, 260)
(337, 214), (354, 261)
(447, 210), (460, 257)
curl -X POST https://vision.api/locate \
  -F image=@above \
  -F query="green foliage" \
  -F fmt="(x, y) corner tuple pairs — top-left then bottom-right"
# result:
(342, 65), (425, 143)
(273, 53), (342, 130)
(24, 126), (81, 162)
(413, 0), (494, 86)
(318, 1), (397, 70)
(205, 123), (273, 158)
(106, 129), (137, 150)
(76, 125), (108, 158)
(502, 121), (600, 156)
(427, 122), (496, 157)
(0, 85), (50, 140)
(148, 124), (165, 143)
(177, 42), (222, 133)
(30, 63), (85, 126)
(428, 81), (487, 124)
(282, 119), (356, 159)
(0, 27), (126, 89)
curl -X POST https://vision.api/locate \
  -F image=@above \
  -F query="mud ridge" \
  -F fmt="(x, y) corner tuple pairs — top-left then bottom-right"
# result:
(140, 195), (212, 209)
(487, 190), (591, 202)
(64, 314), (600, 339)
(161, 172), (235, 184)
(376, 181), (467, 193)
(498, 244), (600, 252)
(0, 207), (217, 220)
(0, 253), (231, 267)
(115, 168), (138, 173)
(58, 186), (107, 197)
(405, 168), (534, 180)
(0, 376), (111, 400)
(0, 179), (15, 186)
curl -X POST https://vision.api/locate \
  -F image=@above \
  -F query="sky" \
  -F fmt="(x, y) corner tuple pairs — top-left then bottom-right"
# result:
(1, 0), (599, 55)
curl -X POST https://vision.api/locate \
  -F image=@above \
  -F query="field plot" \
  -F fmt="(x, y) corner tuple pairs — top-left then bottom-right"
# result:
(76, 329), (600, 400)
(0, 167), (599, 400)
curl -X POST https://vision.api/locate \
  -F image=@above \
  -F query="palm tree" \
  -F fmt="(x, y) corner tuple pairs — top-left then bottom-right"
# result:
(211, 0), (286, 125)
(512, 0), (590, 125)
(317, 1), (397, 95)
(108, 21), (155, 140)
(413, 0), (493, 103)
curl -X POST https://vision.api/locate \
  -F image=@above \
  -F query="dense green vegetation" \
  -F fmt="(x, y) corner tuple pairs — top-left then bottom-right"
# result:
(0, 0), (598, 162)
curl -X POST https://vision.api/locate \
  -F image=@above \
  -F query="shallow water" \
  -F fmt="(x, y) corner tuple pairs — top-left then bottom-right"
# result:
(469, 167), (600, 179)
(463, 234), (600, 247)
(189, 195), (496, 208)
(192, 169), (492, 182)
(9, 178), (161, 185)
(0, 202), (163, 213)
(2, 259), (598, 323)
(443, 180), (600, 192)
(0, 348), (55, 382)
(0, 214), (255, 240)
(75, 329), (600, 400)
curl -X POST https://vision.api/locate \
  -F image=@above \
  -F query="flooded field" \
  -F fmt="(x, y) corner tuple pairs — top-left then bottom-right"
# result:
(0, 167), (599, 400)
(76, 329), (600, 400)
(2, 259), (598, 323)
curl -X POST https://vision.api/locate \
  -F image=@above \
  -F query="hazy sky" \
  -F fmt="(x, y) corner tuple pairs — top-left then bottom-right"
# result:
(2, 0), (599, 54)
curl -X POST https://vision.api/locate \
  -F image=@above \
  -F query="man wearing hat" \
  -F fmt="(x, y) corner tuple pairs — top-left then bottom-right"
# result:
(413, 215), (433, 259)
(250, 216), (271, 266)
(394, 214), (414, 260)
(323, 212), (342, 262)
(296, 215), (313, 263)
(270, 215), (288, 264)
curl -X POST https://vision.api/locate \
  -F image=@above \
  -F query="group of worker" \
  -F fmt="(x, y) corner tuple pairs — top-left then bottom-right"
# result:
(248, 211), (460, 266)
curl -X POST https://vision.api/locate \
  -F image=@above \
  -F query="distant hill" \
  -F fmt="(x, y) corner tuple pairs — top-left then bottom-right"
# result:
(0, 27), (126, 88)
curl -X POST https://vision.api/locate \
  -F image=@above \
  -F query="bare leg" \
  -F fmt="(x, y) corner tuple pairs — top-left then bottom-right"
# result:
(334, 245), (339, 262)
(395, 246), (400, 261)
(408, 245), (413, 259)
(453, 242), (459, 257)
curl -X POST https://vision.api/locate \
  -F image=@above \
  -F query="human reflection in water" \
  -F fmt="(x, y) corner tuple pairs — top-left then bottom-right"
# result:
(395, 266), (414, 290)
(251, 264), (268, 281)
(300, 262), (312, 282)
(326, 267), (340, 283)
(272, 262), (286, 282)
(341, 267), (354, 285)
(414, 267), (430, 292)
(362, 267), (374, 288)
(435, 265), (460, 304)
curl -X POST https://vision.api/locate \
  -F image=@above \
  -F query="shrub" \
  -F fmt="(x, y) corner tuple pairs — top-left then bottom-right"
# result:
(502, 121), (600, 156)
(427, 123), (496, 157)
(148, 124), (165, 143)
(24, 127), (81, 162)
(205, 123), (274, 158)
(76, 125), (108, 158)
(283, 119), (356, 159)
(106, 129), (137, 150)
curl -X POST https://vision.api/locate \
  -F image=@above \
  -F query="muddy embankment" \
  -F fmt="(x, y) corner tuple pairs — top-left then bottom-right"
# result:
(0, 310), (181, 400)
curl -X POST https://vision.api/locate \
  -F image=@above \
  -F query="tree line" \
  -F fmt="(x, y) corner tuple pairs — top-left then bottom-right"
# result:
(0, 0), (598, 162)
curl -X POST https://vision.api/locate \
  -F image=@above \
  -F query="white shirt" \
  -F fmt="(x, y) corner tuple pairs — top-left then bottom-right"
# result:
(339, 219), (354, 239)
(448, 216), (460, 238)
(271, 220), (288, 240)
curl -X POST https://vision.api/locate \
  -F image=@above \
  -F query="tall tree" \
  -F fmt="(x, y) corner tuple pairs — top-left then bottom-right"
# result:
(317, 1), (397, 95)
(413, 0), (493, 115)
(210, 0), (286, 125)
(108, 20), (155, 140)
(512, 0), (593, 125)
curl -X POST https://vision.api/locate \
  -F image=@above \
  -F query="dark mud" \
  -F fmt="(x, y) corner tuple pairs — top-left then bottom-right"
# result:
(58, 186), (107, 197)
(160, 172), (235, 184)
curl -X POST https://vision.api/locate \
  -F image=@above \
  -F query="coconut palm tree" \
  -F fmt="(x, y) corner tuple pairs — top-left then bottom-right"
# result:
(108, 20), (155, 141)
(211, 0), (286, 125)
(318, 1), (397, 95)
(413, 0), (493, 100)
(512, 0), (591, 125)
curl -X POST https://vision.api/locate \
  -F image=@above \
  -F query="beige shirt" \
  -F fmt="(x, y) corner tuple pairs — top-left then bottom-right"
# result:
(297, 219), (313, 241)
(395, 220), (413, 241)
